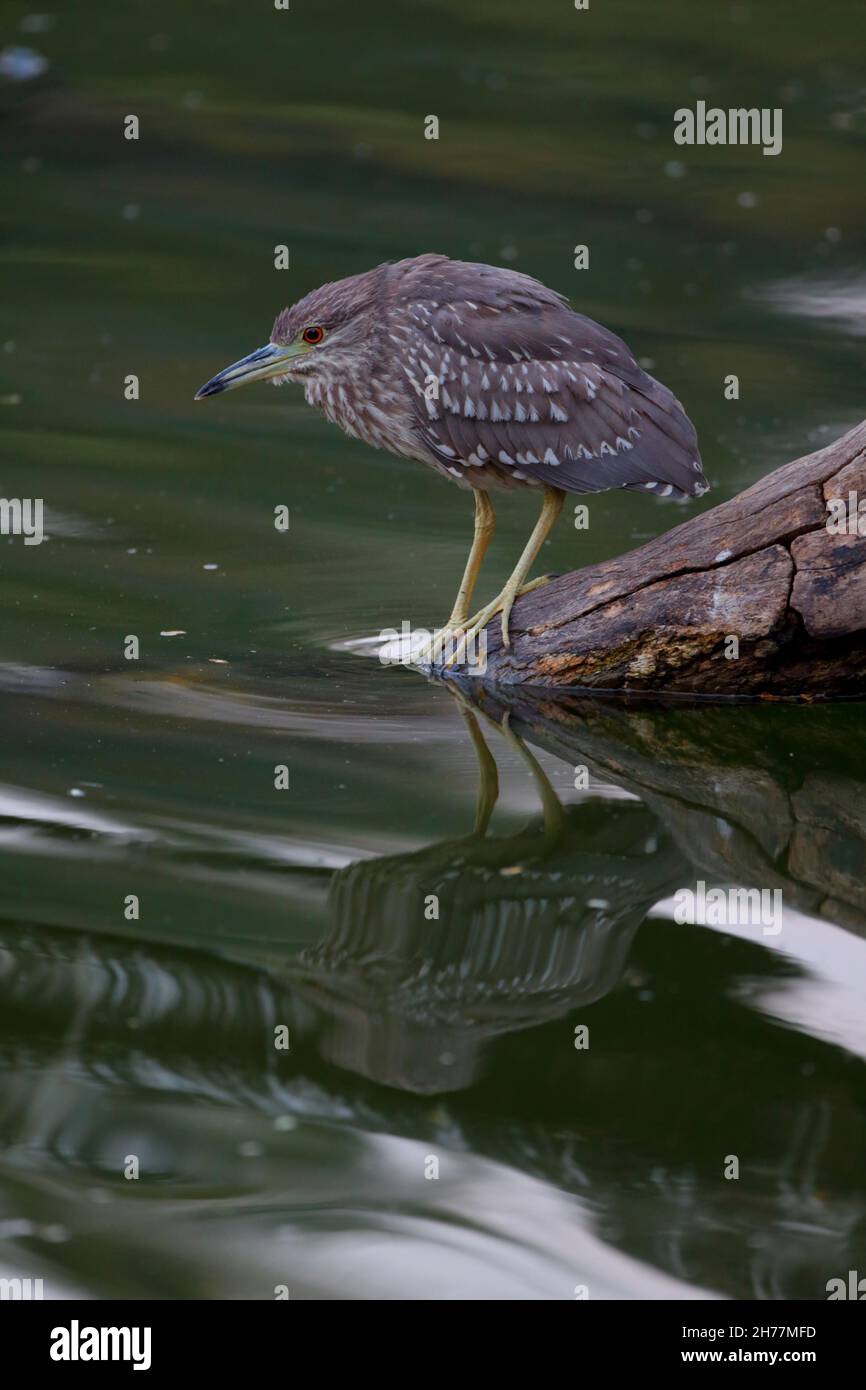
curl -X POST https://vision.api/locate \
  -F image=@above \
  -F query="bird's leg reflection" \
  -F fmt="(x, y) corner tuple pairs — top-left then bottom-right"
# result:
(454, 694), (564, 850)
(498, 711), (565, 844)
(456, 702), (499, 837)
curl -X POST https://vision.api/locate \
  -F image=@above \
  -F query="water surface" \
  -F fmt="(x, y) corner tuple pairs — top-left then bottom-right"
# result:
(1, 0), (865, 1299)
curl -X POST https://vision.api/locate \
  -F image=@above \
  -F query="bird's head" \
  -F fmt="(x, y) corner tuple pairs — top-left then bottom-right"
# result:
(195, 268), (384, 400)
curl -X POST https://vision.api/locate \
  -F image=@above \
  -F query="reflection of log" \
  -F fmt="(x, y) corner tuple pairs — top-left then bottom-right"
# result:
(471, 419), (866, 694)
(467, 689), (866, 937)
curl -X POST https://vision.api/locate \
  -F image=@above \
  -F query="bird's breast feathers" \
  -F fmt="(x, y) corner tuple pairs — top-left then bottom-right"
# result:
(303, 367), (434, 467)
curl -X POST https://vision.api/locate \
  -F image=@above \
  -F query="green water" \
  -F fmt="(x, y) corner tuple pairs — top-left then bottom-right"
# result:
(1, 0), (865, 1299)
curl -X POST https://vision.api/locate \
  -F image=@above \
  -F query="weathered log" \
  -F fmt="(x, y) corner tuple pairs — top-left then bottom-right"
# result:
(461, 418), (866, 695)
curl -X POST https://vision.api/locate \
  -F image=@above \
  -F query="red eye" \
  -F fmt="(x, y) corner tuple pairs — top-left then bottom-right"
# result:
(302, 326), (325, 345)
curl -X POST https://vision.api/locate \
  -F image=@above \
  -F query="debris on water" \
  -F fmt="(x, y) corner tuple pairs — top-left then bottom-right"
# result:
(160, 629), (186, 637)
(0, 46), (48, 81)
(67, 787), (85, 798)
(39, 1223), (69, 1244)
(20, 15), (55, 34)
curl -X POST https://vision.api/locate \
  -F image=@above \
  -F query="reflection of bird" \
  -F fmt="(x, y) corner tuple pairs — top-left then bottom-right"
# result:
(196, 254), (707, 661)
(297, 702), (681, 1093)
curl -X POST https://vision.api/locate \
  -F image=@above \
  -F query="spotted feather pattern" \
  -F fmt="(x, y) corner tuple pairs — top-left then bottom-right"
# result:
(388, 255), (707, 498)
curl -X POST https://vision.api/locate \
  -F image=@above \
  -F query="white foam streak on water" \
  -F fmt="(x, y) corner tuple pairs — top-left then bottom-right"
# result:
(751, 272), (866, 336)
(0, 662), (458, 744)
(0, 782), (418, 868)
(276, 1135), (719, 1301)
(650, 897), (866, 1061)
(0, 783), (152, 840)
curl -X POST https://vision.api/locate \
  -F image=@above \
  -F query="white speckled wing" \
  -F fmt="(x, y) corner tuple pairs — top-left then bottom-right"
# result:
(392, 259), (707, 498)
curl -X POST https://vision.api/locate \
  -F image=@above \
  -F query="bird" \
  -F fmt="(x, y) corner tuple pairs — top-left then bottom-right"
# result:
(196, 253), (708, 666)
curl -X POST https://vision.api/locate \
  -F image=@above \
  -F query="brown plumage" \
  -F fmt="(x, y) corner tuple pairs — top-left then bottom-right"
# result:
(382, 255), (705, 500)
(197, 254), (707, 663)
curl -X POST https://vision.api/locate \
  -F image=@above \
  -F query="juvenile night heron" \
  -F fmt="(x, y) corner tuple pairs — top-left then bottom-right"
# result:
(196, 254), (707, 663)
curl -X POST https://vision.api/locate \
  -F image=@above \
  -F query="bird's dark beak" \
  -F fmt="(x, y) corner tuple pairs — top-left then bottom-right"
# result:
(195, 342), (308, 399)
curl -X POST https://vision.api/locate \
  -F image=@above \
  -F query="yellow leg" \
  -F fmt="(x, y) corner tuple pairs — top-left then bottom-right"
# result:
(419, 490), (496, 665)
(446, 486), (565, 666)
(446, 490), (496, 628)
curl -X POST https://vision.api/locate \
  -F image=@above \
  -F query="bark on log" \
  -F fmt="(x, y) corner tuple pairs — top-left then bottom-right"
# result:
(461, 418), (866, 695)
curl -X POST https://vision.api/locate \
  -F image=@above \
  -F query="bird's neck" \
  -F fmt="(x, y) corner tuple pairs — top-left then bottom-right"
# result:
(303, 362), (416, 458)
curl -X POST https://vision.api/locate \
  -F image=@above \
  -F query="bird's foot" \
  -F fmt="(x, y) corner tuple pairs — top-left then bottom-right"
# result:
(466, 572), (556, 628)
(442, 596), (510, 671)
(414, 623), (470, 668)
(442, 573), (555, 670)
